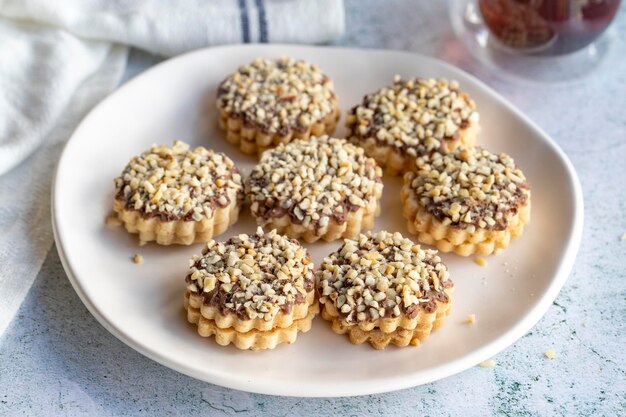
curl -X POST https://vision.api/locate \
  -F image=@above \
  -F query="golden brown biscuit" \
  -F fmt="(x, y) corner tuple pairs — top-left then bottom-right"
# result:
(318, 231), (454, 349)
(113, 141), (243, 245)
(217, 57), (340, 155)
(401, 147), (531, 256)
(346, 76), (479, 175)
(246, 136), (383, 243)
(185, 227), (317, 350)
(186, 293), (318, 350)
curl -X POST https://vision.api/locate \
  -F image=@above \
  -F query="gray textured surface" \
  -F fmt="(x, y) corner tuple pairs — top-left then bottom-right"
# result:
(2, 2), (626, 416)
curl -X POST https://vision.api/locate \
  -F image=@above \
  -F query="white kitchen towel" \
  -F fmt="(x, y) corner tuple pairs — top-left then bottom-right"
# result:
(0, 0), (344, 337)
(0, 0), (345, 57)
(0, 16), (130, 338)
(0, 0), (345, 174)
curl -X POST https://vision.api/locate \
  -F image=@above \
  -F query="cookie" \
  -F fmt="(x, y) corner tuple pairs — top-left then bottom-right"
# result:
(401, 147), (531, 256)
(246, 135), (384, 243)
(113, 141), (243, 245)
(346, 76), (479, 175)
(185, 293), (318, 350)
(217, 57), (340, 155)
(318, 231), (454, 349)
(184, 228), (317, 350)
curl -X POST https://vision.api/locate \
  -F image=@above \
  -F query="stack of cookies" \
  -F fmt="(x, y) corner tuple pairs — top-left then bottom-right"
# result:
(246, 135), (383, 243)
(345, 73), (530, 256)
(113, 141), (243, 245)
(216, 57), (340, 155)
(401, 147), (531, 256)
(184, 228), (318, 350)
(318, 231), (453, 349)
(346, 76), (479, 175)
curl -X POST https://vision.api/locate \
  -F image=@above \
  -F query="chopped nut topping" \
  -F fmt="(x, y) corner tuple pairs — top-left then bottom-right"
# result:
(186, 228), (314, 321)
(217, 57), (337, 135)
(246, 136), (383, 229)
(479, 360), (496, 367)
(318, 231), (452, 324)
(114, 141), (243, 221)
(405, 147), (530, 231)
(133, 254), (143, 264)
(474, 257), (488, 267)
(544, 349), (556, 359)
(466, 313), (476, 324)
(347, 76), (478, 156)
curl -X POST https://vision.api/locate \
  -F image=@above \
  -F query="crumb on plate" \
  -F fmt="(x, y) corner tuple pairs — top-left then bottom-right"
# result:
(133, 254), (143, 264)
(544, 349), (556, 359)
(479, 360), (496, 368)
(106, 215), (121, 227)
(465, 314), (476, 324)
(474, 257), (487, 267)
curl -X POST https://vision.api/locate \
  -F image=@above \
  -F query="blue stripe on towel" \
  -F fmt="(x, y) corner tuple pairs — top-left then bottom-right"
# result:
(255, 0), (269, 43)
(238, 0), (251, 42)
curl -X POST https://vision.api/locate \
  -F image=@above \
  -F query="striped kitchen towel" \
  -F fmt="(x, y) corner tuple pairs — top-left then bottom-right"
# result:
(0, 0), (345, 174)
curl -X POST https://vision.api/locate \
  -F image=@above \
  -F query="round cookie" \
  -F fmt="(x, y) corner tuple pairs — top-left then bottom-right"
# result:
(217, 57), (340, 155)
(318, 231), (454, 350)
(346, 76), (479, 175)
(113, 141), (243, 245)
(184, 227), (318, 350)
(401, 147), (531, 256)
(246, 135), (384, 243)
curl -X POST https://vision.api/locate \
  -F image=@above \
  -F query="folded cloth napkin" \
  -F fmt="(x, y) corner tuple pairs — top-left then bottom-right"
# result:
(0, 0), (344, 336)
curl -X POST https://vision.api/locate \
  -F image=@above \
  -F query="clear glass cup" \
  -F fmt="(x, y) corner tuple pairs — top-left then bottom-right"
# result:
(448, 0), (621, 82)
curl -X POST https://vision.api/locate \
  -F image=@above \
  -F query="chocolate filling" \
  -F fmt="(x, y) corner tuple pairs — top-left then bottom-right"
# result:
(420, 178), (530, 231)
(246, 176), (382, 229)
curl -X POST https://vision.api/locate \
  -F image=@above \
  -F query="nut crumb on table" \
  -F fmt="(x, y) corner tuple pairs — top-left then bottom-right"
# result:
(544, 349), (556, 359)
(133, 254), (143, 264)
(621, 232), (626, 240)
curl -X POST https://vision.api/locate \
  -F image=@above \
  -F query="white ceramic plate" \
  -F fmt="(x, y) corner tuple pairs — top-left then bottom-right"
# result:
(53, 44), (583, 397)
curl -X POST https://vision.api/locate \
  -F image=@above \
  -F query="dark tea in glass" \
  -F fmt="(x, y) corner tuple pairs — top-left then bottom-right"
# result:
(478, 0), (620, 55)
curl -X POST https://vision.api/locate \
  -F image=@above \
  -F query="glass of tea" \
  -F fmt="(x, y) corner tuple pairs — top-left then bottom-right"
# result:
(448, 0), (621, 81)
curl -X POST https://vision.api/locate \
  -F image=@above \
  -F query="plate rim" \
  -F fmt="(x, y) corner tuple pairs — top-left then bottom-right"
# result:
(52, 43), (584, 397)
